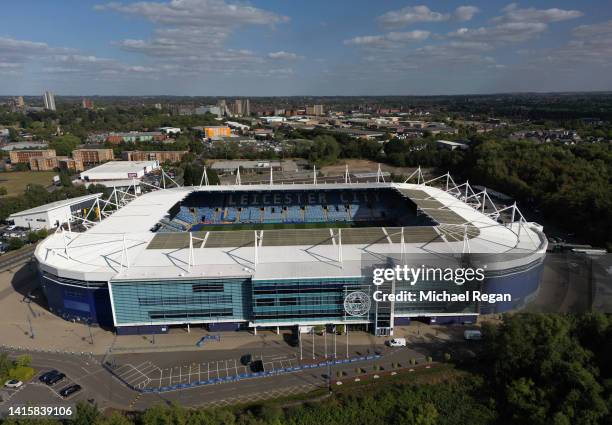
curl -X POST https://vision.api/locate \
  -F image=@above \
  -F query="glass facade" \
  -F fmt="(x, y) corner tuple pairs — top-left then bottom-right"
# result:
(251, 277), (366, 324)
(109, 277), (251, 325)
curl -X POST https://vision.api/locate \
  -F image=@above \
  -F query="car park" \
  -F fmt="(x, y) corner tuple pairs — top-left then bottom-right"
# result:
(4, 379), (23, 388)
(46, 373), (66, 386)
(59, 384), (82, 398)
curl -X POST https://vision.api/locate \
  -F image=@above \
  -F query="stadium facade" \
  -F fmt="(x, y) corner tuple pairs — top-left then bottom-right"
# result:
(34, 172), (547, 335)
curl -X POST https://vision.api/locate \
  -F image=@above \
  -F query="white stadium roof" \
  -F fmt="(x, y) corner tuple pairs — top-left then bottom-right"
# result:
(35, 181), (547, 283)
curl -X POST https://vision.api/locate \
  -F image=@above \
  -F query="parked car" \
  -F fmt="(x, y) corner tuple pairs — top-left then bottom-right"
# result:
(59, 384), (81, 398)
(46, 373), (66, 386)
(4, 379), (23, 388)
(250, 360), (264, 373)
(240, 354), (252, 366)
(387, 338), (407, 347)
(39, 370), (59, 384)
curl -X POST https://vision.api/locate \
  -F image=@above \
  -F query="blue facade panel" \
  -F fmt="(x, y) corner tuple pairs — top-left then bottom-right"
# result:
(40, 273), (112, 326)
(481, 261), (544, 313)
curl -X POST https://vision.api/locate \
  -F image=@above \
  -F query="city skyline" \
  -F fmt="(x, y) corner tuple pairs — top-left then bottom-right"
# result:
(1, 0), (612, 96)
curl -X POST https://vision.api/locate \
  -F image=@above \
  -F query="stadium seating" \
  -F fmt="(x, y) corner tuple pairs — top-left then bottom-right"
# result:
(158, 188), (422, 230)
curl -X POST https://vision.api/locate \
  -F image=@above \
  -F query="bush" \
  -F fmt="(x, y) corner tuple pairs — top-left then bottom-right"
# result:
(443, 353), (451, 362)
(427, 356), (433, 363)
(15, 354), (31, 368)
(9, 366), (35, 382)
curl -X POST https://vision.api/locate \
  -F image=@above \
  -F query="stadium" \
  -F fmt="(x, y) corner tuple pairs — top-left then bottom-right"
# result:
(34, 169), (547, 336)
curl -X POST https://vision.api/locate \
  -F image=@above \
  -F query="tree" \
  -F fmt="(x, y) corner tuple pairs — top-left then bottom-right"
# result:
(0, 186), (7, 196)
(71, 401), (100, 425)
(308, 135), (340, 166)
(50, 134), (81, 156)
(15, 354), (31, 368)
(7, 237), (24, 250)
(484, 314), (608, 425)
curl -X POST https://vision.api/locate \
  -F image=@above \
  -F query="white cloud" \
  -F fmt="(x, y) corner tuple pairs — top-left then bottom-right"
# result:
(96, 0), (293, 77)
(377, 5), (479, 28)
(378, 5), (449, 28)
(0, 37), (49, 54)
(454, 6), (480, 22)
(267, 51), (301, 60)
(449, 22), (548, 43)
(496, 3), (583, 23)
(344, 30), (430, 47)
(95, 0), (288, 27)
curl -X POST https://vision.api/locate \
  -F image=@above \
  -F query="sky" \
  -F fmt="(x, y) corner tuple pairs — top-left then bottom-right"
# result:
(2, 0), (612, 96)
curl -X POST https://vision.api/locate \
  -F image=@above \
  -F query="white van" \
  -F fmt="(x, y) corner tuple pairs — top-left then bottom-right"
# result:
(387, 338), (406, 347)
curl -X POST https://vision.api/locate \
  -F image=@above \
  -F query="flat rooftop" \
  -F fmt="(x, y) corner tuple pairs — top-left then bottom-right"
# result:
(81, 160), (158, 174)
(9, 193), (102, 218)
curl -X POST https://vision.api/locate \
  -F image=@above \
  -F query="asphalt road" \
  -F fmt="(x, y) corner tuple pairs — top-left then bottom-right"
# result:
(0, 341), (424, 413)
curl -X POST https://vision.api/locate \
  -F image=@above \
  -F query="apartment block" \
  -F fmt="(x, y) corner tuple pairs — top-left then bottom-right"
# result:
(122, 150), (188, 163)
(72, 148), (114, 165)
(9, 149), (56, 164)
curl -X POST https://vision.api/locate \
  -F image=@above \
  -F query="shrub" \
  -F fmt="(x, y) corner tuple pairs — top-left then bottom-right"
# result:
(9, 366), (35, 382)
(15, 354), (31, 368)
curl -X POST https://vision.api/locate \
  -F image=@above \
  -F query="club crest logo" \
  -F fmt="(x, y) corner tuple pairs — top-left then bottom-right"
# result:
(343, 291), (371, 316)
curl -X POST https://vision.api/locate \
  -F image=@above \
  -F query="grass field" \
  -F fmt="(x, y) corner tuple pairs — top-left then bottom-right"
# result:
(0, 171), (56, 197)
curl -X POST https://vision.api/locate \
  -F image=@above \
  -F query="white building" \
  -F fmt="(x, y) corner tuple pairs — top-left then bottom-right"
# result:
(435, 140), (469, 151)
(80, 160), (159, 183)
(8, 193), (102, 230)
(159, 127), (181, 135)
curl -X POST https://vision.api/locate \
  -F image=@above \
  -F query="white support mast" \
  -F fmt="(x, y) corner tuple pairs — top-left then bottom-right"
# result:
(337, 228), (343, 265)
(235, 167), (242, 185)
(269, 166), (273, 186)
(313, 165), (317, 185)
(199, 167), (209, 188)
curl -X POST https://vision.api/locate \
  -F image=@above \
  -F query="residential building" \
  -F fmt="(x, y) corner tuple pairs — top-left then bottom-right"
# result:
(72, 148), (114, 165)
(43, 91), (56, 111)
(105, 131), (165, 144)
(231, 99), (250, 117)
(58, 158), (84, 172)
(29, 156), (60, 171)
(122, 150), (188, 163)
(306, 104), (324, 116)
(82, 98), (94, 109)
(9, 149), (56, 164)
